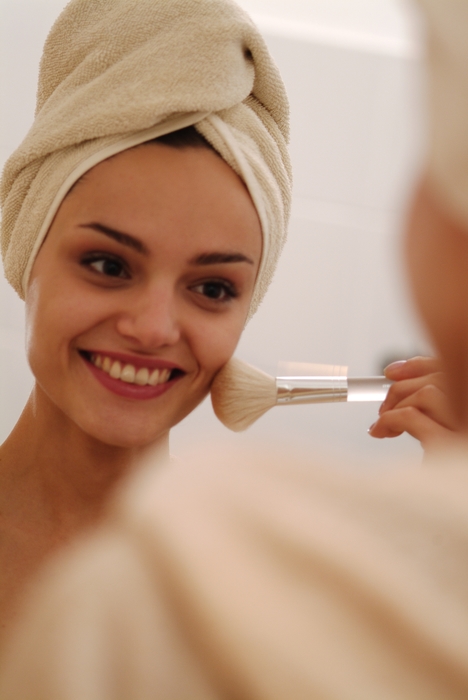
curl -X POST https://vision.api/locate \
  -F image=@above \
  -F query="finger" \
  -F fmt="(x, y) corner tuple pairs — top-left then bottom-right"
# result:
(384, 356), (442, 380)
(390, 384), (456, 430)
(379, 373), (447, 414)
(369, 406), (454, 449)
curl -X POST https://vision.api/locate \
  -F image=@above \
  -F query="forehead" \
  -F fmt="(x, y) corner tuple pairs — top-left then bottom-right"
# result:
(55, 144), (262, 258)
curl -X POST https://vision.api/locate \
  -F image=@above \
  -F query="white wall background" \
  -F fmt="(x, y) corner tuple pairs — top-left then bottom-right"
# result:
(0, 0), (429, 463)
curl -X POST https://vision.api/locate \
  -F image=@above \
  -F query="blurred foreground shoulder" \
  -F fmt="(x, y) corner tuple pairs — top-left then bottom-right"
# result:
(3, 441), (468, 698)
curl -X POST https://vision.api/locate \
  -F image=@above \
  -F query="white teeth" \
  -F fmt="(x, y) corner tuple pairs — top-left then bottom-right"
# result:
(94, 354), (103, 368)
(89, 354), (174, 387)
(160, 368), (170, 382)
(148, 369), (160, 386)
(109, 360), (122, 379)
(121, 364), (136, 383)
(135, 367), (149, 386)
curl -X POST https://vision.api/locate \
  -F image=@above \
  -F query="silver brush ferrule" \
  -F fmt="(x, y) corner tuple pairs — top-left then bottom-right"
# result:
(276, 376), (348, 404)
(275, 376), (391, 404)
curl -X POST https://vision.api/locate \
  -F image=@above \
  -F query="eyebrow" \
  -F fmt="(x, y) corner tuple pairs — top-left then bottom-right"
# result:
(79, 223), (149, 254)
(79, 222), (254, 265)
(191, 252), (254, 266)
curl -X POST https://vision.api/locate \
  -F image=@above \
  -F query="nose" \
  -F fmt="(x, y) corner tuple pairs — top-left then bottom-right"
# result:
(115, 284), (181, 350)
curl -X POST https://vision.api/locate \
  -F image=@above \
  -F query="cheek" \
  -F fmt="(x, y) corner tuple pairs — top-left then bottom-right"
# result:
(405, 222), (435, 331)
(25, 277), (57, 374)
(405, 187), (450, 340)
(406, 186), (464, 348)
(189, 312), (246, 379)
(405, 182), (468, 422)
(25, 273), (101, 375)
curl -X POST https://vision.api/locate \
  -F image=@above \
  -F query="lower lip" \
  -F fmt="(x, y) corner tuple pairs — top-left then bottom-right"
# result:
(83, 356), (182, 400)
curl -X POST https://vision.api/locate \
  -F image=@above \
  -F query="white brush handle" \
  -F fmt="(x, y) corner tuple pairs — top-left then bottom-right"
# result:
(347, 377), (392, 402)
(276, 376), (391, 405)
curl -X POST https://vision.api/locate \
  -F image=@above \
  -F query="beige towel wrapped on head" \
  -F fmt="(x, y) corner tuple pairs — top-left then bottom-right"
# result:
(0, 0), (292, 318)
(418, 0), (468, 228)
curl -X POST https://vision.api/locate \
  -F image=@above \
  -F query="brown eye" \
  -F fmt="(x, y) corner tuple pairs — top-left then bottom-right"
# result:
(202, 282), (227, 299)
(191, 280), (237, 302)
(82, 254), (129, 279)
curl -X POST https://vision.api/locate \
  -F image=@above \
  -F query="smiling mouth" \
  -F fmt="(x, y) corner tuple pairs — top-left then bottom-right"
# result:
(80, 351), (184, 387)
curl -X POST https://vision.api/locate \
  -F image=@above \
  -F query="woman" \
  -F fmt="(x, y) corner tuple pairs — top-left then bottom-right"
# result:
(0, 0), (291, 639)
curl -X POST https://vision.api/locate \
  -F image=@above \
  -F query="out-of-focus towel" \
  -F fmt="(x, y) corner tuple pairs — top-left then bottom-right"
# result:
(418, 0), (468, 227)
(0, 0), (292, 318)
(3, 442), (468, 699)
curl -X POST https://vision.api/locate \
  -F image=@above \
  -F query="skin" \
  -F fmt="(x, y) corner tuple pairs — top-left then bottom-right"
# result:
(0, 143), (262, 640)
(369, 176), (468, 449)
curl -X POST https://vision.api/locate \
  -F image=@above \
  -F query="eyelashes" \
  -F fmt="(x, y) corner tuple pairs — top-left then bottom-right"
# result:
(80, 252), (129, 279)
(190, 280), (238, 303)
(80, 252), (239, 304)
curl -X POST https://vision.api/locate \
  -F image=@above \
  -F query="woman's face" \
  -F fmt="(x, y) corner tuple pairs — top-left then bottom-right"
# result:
(26, 144), (262, 447)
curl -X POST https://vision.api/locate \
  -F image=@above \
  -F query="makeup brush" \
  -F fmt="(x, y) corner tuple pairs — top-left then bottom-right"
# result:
(211, 358), (392, 432)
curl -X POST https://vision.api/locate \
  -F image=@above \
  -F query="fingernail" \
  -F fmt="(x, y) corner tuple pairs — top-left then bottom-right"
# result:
(384, 360), (407, 372)
(378, 401), (386, 415)
(368, 422), (376, 433)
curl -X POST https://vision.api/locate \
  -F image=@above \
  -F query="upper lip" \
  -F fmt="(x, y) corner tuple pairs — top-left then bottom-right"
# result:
(80, 349), (186, 372)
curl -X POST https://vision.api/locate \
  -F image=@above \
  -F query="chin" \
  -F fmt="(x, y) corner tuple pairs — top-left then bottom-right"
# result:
(45, 371), (211, 449)
(70, 407), (168, 449)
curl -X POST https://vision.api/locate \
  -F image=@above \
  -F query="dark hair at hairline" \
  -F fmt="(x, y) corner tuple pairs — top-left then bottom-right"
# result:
(150, 125), (215, 151)
(66, 125), (216, 195)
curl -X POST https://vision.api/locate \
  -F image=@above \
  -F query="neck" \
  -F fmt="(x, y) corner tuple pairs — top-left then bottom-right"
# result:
(0, 386), (169, 535)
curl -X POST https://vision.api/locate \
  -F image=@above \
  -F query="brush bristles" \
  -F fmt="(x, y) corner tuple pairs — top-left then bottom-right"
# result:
(210, 358), (277, 431)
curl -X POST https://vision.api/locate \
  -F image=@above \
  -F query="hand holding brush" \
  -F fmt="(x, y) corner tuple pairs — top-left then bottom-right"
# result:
(368, 356), (458, 450)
